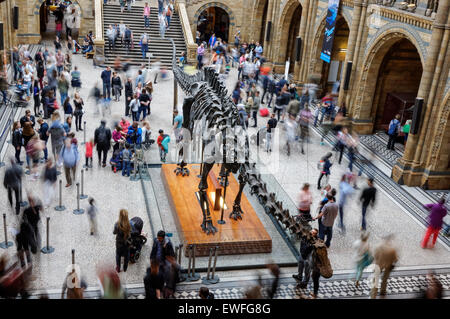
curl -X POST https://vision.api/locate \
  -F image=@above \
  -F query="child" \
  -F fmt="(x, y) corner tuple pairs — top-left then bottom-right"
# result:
(87, 197), (98, 236)
(156, 129), (170, 163)
(121, 143), (132, 177)
(85, 138), (93, 170)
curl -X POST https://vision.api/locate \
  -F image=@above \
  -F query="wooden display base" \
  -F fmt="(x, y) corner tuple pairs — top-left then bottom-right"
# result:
(161, 164), (272, 257)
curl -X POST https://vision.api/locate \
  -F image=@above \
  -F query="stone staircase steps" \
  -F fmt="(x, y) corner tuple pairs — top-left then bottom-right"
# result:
(102, 4), (186, 69)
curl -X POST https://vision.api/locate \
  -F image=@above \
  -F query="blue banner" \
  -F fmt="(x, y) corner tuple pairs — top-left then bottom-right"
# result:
(320, 0), (340, 63)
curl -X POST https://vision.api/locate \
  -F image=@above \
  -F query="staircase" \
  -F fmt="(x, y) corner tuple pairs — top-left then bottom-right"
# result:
(102, 4), (186, 69)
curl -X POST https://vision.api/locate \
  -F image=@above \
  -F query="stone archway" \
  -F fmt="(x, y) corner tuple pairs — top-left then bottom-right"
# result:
(352, 29), (425, 130)
(273, 0), (302, 67)
(193, 2), (235, 43)
(31, 0), (83, 39)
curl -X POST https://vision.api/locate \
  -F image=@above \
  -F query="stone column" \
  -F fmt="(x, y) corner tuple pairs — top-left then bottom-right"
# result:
(347, 0), (369, 115)
(263, 0), (274, 55)
(267, 0), (280, 62)
(300, 0), (318, 81)
(294, 0), (309, 82)
(337, 0), (363, 107)
(392, 0), (450, 185)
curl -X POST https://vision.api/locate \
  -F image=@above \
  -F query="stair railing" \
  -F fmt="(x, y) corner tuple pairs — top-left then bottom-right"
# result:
(176, 0), (198, 64)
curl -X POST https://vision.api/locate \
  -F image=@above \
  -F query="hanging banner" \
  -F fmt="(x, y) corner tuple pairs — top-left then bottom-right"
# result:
(320, 0), (341, 63)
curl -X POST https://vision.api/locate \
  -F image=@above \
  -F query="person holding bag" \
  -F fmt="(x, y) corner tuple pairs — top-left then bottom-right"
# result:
(73, 93), (84, 132)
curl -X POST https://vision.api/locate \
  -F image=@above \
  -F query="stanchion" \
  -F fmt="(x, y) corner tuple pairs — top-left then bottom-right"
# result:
(19, 180), (28, 207)
(130, 157), (139, 181)
(73, 183), (85, 215)
(72, 249), (75, 265)
(209, 246), (220, 284)
(55, 180), (66, 211)
(185, 245), (200, 281)
(79, 169), (88, 199)
(0, 214), (13, 249)
(81, 121), (86, 145)
(41, 217), (55, 254)
(201, 248), (214, 284)
(177, 244), (187, 282)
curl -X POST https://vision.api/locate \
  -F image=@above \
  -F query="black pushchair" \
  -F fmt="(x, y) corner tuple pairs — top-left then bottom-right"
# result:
(129, 217), (147, 263)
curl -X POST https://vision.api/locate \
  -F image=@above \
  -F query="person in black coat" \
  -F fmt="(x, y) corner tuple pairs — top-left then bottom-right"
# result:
(144, 260), (165, 299)
(94, 120), (112, 167)
(16, 218), (37, 267)
(124, 78), (133, 117)
(22, 195), (42, 249)
(3, 159), (23, 215)
(11, 122), (23, 165)
(293, 229), (318, 288)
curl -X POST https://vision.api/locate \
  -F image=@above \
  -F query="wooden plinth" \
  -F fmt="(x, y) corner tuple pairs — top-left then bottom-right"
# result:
(161, 164), (272, 257)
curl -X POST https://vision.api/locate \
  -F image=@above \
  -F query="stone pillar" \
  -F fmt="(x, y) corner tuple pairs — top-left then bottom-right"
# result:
(300, 0), (318, 82)
(347, 0), (369, 115)
(392, 0), (450, 186)
(294, 0), (309, 82)
(263, 0), (274, 56)
(337, 0), (363, 107)
(267, 0), (280, 62)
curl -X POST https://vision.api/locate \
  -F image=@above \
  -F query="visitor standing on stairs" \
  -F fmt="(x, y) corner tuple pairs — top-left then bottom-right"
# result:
(126, 0), (133, 12)
(107, 25), (117, 51)
(143, 3), (151, 29)
(140, 33), (149, 60)
(159, 11), (168, 38)
(123, 26), (133, 54)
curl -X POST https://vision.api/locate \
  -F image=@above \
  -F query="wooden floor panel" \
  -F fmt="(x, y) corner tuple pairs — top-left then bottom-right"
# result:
(161, 164), (272, 256)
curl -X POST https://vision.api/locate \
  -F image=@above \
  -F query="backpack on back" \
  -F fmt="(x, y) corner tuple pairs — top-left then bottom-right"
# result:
(388, 120), (399, 135)
(97, 128), (108, 144)
(317, 159), (325, 171)
(314, 240), (333, 278)
(124, 29), (131, 40)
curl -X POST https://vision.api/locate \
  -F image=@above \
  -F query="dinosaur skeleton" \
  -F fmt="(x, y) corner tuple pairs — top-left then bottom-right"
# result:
(169, 39), (250, 235)
(168, 40), (315, 245)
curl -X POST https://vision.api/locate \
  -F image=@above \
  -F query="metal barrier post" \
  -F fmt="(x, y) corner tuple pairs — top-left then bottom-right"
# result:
(79, 169), (88, 199)
(55, 179), (66, 211)
(73, 183), (85, 215)
(41, 217), (55, 254)
(208, 246), (220, 284)
(189, 244), (200, 281)
(0, 214), (13, 249)
(82, 121), (86, 145)
(201, 248), (214, 284)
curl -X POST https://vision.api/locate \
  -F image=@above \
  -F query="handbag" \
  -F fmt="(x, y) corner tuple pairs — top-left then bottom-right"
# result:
(53, 100), (60, 110)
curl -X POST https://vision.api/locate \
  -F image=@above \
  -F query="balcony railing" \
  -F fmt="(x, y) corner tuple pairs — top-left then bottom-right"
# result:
(370, 0), (439, 17)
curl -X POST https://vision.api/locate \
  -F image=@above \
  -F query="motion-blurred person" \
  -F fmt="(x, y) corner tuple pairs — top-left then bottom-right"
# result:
(265, 113), (277, 152)
(421, 197), (448, 249)
(42, 158), (57, 209)
(23, 194), (43, 249)
(47, 112), (66, 166)
(352, 232), (373, 287)
(58, 138), (79, 187)
(99, 266), (126, 299)
(199, 286), (215, 299)
(317, 152), (333, 190)
(370, 235), (398, 298)
(265, 262), (280, 299)
(113, 209), (132, 273)
(420, 272), (442, 299)
(11, 122), (23, 165)
(338, 174), (354, 232)
(87, 197), (98, 236)
(163, 255), (180, 299)
(61, 266), (87, 299)
(16, 216), (37, 269)
(299, 106), (312, 154)
(0, 253), (31, 299)
(144, 260), (165, 299)
(285, 114), (297, 157)
(3, 158), (23, 215)
(297, 183), (313, 222)
(293, 228), (318, 289)
(360, 178), (377, 231)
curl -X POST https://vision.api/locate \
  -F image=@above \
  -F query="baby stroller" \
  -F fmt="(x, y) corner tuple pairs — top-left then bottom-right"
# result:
(13, 84), (28, 108)
(142, 131), (155, 151)
(129, 217), (147, 263)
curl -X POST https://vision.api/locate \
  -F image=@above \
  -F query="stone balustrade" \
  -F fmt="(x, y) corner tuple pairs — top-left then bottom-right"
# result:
(177, 1), (198, 64)
(369, 3), (434, 30)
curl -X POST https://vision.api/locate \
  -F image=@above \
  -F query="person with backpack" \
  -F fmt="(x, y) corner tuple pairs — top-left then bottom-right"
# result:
(309, 239), (333, 299)
(144, 260), (165, 299)
(266, 112), (277, 152)
(313, 193), (338, 248)
(140, 33), (149, 60)
(123, 26), (132, 53)
(370, 235), (398, 298)
(317, 152), (333, 189)
(387, 114), (401, 150)
(94, 120), (112, 168)
(157, 129), (170, 162)
(293, 228), (319, 289)
(58, 138), (79, 187)
(150, 230), (175, 277)
(165, 4), (172, 29)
